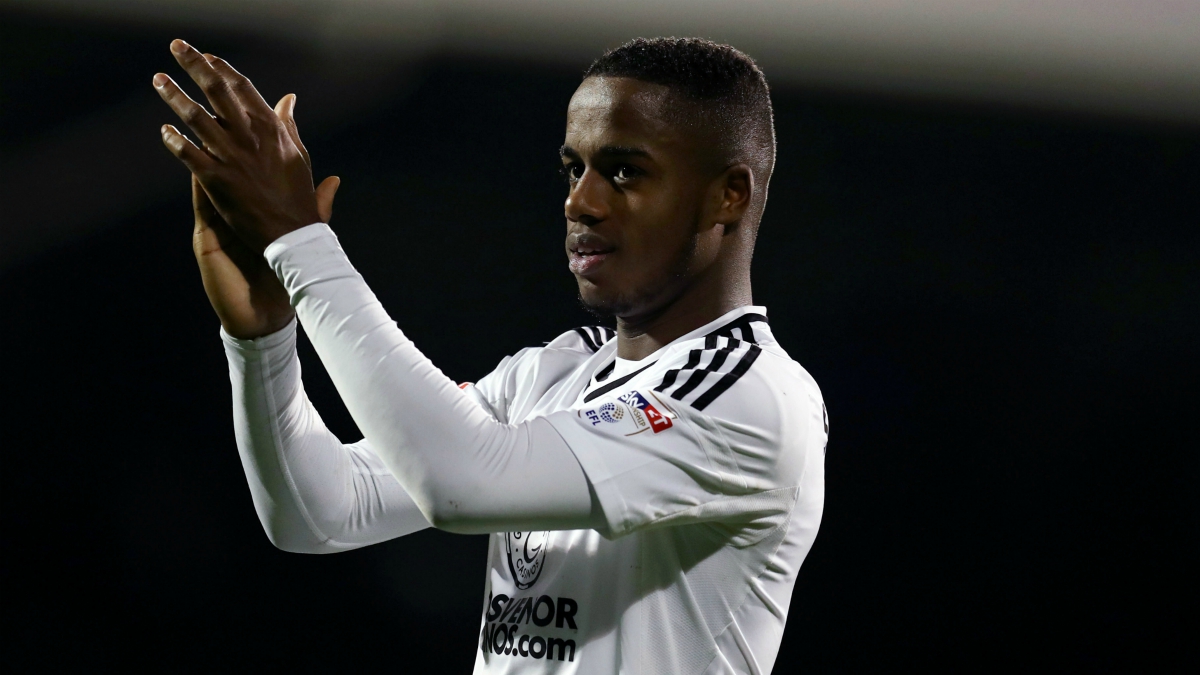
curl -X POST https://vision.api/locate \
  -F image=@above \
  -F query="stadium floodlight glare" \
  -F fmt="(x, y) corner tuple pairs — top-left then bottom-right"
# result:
(10, 0), (1200, 121)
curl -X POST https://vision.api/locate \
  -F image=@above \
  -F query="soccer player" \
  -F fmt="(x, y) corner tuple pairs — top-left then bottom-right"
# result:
(154, 36), (826, 674)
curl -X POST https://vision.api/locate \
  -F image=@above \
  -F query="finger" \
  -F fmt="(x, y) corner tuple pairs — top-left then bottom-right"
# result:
(153, 73), (225, 153)
(192, 174), (219, 228)
(169, 40), (248, 129)
(161, 124), (217, 176)
(274, 94), (311, 169)
(192, 174), (238, 256)
(203, 52), (276, 124)
(315, 176), (340, 223)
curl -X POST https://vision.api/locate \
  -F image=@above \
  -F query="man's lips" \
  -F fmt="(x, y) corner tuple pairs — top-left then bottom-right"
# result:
(567, 232), (616, 276)
(569, 247), (615, 275)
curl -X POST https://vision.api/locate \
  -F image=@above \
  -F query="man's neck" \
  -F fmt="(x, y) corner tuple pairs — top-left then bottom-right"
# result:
(614, 270), (752, 360)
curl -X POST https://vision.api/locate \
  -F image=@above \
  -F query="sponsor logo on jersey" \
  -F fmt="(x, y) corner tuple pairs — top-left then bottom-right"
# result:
(618, 390), (673, 433)
(579, 390), (675, 436)
(505, 531), (550, 590)
(482, 592), (579, 663)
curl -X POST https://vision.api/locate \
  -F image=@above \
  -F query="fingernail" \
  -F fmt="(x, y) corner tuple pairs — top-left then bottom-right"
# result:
(171, 39), (189, 55)
(153, 73), (168, 88)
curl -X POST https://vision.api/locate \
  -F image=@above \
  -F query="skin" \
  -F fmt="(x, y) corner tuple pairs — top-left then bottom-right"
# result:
(153, 40), (338, 339)
(155, 41), (763, 358)
(562, 76), (759, 359)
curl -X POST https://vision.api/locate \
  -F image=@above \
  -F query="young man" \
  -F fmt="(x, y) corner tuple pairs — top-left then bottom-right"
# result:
(155, 36), (826, 674)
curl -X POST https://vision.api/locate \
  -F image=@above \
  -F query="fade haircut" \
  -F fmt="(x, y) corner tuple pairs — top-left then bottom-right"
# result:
(584, 37), (777, 198)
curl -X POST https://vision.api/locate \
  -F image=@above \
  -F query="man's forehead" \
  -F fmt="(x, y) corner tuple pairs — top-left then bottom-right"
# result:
(565, 77), (679, 148)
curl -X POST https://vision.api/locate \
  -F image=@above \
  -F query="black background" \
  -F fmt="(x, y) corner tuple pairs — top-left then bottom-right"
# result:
(2, 9), (1197, 672)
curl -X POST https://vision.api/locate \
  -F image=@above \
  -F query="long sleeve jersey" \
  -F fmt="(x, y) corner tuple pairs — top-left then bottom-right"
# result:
(223, 223), (827, 674)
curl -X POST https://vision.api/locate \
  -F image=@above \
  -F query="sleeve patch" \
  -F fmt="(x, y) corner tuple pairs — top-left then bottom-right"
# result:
(579, 390), (676, 435)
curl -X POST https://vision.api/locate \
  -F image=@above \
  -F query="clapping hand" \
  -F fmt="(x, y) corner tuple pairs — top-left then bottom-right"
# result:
(154, 39), (339, 338)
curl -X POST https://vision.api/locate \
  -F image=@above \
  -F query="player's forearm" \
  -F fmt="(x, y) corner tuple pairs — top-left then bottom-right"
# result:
(265, 224), (601, 534)
(223, 319), (430, 551)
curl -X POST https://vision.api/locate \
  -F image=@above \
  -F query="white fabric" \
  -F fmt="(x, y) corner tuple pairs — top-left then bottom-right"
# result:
(225, 223), (826, 673)
(223, 319), (431, 552)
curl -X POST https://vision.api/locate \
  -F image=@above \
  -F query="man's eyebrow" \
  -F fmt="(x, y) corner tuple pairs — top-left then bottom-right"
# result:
(559, 144), (652, 160)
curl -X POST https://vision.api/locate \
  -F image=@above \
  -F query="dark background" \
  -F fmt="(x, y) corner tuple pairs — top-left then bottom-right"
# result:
(3, 9), (1197, 672)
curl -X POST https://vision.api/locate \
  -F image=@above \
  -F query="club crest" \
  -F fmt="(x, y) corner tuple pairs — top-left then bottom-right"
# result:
(505, 531), (551, 590)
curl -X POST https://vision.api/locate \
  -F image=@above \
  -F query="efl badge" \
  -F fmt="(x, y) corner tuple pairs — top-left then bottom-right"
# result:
(618, 391), (673, 433)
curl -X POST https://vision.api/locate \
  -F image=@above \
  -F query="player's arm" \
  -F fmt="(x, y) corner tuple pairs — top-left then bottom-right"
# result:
(176, 70), (429, 551)
(224, 316), (432, 552)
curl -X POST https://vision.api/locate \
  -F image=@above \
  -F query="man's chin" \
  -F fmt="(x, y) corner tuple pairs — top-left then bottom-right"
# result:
(577, 285), (662, 321)
(577, 292), (622, 320)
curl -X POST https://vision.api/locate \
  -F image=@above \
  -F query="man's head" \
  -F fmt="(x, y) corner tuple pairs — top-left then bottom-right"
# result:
(563, 38), (776, 321)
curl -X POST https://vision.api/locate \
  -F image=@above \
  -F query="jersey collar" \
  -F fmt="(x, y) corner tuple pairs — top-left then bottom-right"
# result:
(583, 305), (770, 400)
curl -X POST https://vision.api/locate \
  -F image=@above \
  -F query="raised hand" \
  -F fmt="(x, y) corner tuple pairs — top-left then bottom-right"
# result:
(188, 91), (340, 339)
(154, 39), (330, 252)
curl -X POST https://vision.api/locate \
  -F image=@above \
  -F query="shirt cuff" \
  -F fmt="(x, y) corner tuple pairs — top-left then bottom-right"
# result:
(263, 222), (336, 268)
(219, 315), (298, 354)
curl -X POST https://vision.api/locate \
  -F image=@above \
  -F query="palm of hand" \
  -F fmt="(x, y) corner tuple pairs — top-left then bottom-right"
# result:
(192, 175), (296, 340)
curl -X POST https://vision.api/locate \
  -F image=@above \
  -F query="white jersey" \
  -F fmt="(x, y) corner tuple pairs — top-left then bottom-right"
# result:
(465, 307), (826, 674)
(222, 224), (826, 675)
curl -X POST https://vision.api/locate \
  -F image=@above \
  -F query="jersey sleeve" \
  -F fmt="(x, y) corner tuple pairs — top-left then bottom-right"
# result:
(264, 224), (603, 534)
(223, 319), (433, 552)
(544, 348), (825, 544)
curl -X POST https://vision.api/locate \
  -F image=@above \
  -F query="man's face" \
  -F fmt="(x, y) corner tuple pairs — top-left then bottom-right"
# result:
(562, 77), (720, 319)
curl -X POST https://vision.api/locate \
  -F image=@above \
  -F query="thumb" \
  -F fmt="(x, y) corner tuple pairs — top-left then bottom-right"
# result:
(316, 175), (341, 223)
(274, 93), (312, 169)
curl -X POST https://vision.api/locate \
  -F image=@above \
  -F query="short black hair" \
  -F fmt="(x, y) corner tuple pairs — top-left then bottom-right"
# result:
(584, 37), (776, 188)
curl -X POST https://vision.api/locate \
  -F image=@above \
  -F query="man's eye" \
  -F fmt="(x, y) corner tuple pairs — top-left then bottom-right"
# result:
(561, 165), (583, 183)
(614, 165), (638, 181)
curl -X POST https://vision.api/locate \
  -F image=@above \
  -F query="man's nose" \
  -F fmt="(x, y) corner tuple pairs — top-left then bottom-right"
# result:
(565, 169), (609, 225)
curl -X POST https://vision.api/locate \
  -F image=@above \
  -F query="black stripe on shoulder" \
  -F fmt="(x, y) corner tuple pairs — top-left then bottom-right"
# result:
(653, 335), (714, 394)
(583, 362), (657, 403)
(705, 313), (768, 344)
(669, 337), (743, 400)
(573, 326), (616, 353)
(574, 327), (600, 352)
(692, 343), (762, 411)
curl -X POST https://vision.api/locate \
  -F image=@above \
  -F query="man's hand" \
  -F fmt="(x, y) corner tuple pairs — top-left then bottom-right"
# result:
(154, 39), (327, 252)
(190, 93), (340, 340)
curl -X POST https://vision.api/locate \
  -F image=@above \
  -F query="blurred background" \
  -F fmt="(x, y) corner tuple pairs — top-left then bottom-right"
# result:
(2, 1), (1196, 671)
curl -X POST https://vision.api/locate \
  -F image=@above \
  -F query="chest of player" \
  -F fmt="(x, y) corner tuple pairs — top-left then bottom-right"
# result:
(478, 528), (637, 672)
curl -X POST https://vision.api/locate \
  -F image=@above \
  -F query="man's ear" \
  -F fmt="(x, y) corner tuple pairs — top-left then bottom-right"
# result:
(712, 163), (754, 232)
